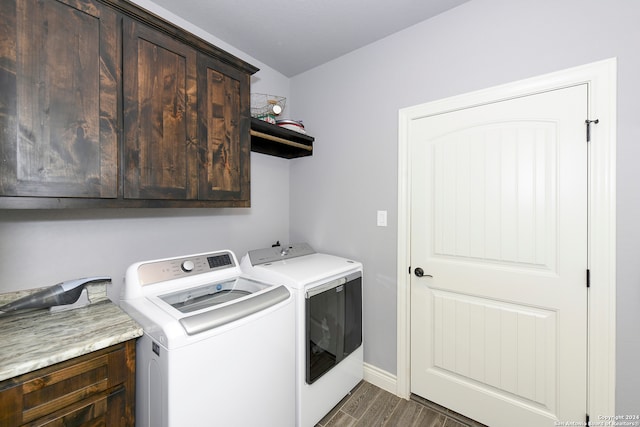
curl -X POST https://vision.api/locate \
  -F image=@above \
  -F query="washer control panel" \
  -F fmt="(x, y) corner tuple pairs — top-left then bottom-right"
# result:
(246, 243), (315, 266)
(136, 251), (236, 286)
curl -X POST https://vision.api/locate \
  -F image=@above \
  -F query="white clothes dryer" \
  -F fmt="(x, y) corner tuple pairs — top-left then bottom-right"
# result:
(241, 243), (363, 427)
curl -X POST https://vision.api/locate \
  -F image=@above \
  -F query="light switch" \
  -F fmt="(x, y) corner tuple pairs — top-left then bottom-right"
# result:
(377, 210), (388, 227)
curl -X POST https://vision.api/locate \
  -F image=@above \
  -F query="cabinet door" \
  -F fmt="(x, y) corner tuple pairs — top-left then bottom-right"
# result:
(123, 19), (198, 200)
(0, 341), (135, 426)
(197, 54), (250, 204)
(0, 0), (119, 198)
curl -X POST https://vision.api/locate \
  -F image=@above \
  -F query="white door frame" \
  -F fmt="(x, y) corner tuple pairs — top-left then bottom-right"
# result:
(396, 58), (616, 418)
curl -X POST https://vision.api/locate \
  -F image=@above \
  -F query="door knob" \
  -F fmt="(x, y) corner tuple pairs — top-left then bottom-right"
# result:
(414, 268), (432, 278)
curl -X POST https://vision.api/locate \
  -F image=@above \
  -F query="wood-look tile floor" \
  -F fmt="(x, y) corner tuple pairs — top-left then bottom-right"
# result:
(316, 381), (488, 427)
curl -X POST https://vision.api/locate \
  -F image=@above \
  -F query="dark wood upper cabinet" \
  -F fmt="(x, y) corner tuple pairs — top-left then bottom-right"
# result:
(197, 54), (251, 203)
(123, 19), (198, 201)
(0, 0), (119, 200)
(0, 0), (257, 208)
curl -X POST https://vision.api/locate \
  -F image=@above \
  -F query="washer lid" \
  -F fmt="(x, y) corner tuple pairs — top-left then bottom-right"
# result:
(159, 277), (268, 314)
(177, 285), (290, 336)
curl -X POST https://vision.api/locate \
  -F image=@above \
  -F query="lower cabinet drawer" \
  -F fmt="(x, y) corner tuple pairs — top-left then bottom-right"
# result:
(32, 385), (126, 427)
(0, 341), (135, 426)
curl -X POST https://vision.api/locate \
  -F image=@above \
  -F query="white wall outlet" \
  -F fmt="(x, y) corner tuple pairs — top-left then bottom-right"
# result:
(377, 210), (388, 227)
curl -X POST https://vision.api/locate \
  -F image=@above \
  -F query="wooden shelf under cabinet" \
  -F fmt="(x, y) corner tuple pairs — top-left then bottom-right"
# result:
(250, 118), (314, 159)
(0, 340), (136, 426)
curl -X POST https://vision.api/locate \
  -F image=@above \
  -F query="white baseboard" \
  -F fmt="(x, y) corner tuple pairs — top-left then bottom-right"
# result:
(363, 363), (398, 396)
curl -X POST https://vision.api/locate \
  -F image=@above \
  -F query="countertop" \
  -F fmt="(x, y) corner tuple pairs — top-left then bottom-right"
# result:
(0, 282), (143, 382)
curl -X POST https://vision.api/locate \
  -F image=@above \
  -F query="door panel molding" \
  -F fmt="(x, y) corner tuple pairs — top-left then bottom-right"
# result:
(397, 58), (616, 418)
(429, 289), (558, 412)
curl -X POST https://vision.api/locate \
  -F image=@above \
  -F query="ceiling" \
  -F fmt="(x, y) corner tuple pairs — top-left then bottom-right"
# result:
(148, 0), (470, 77)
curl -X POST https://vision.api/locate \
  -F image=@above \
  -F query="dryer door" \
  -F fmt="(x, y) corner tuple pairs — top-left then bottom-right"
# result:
(305, 272), (362, 384)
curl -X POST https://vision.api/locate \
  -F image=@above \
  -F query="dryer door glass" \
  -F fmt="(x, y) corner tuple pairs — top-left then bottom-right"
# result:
(305, 272), (362, 384)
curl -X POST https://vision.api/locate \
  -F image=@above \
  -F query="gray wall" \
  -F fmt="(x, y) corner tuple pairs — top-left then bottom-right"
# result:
(0, 153), (291, 300)
(289, 0), (639, 413)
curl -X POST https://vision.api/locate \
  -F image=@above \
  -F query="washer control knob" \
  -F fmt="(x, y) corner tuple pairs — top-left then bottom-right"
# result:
(181, 260), (195, 272)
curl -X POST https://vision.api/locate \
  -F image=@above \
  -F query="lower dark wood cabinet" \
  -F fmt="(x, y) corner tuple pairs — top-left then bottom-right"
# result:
(0, 341), (136, 427)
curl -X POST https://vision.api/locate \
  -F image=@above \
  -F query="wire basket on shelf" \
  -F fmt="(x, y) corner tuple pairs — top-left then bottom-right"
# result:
(251, 93), (286, 124)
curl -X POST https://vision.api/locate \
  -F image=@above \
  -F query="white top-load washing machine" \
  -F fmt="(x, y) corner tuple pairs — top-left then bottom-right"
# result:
(241, 243), (363, 427)
(120, 249), (295, 427)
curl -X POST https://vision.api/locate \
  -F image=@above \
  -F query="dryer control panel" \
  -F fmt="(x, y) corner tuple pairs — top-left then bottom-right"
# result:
(246, 243), (315, 266)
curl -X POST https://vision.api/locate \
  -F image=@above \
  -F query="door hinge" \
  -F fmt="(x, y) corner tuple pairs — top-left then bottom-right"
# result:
(585, 119), (599, 142)
(586, 269), (591, 288)
(586, 413), (590, 426)
(408, 266), (411, 275)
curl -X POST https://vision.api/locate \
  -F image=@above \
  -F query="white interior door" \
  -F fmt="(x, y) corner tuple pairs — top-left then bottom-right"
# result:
(410, 85), (588, 426)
